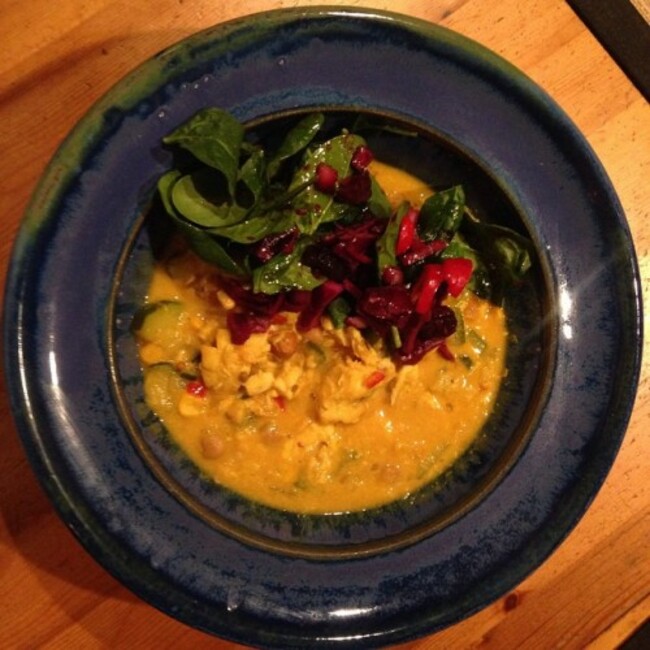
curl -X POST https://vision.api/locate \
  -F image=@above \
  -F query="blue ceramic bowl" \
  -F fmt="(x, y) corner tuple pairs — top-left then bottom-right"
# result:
(113, 107), (548, 559)
(3, 8), (642, 648)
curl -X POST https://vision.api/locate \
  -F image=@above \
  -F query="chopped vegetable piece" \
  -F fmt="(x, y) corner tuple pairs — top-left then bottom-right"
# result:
(186, 379), (207, 398)
(350, 145), (374, 171)
(364, 370), (386, 389)
(155, 108), (533, 366)
(395, 207), (419, 255)
(314, 162), (338, 194)
(413, 264), (443, 314)
(335, 171), (372, 205)
(442, 257), (473, 297)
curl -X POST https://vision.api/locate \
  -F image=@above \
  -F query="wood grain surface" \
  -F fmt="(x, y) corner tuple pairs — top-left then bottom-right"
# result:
(1, 1), (648, 648)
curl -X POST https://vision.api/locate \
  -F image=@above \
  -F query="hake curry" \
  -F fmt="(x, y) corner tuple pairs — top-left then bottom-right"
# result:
(135, 162), (508, 513)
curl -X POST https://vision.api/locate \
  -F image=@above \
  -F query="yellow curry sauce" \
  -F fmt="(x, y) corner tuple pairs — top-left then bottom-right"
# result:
(137, 162), (508, 513)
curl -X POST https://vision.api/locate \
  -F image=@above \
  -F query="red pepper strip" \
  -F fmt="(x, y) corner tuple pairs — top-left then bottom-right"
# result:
(413, 264), (444, 314)
(364, 370), (386, 389)
(442, 257), (473, 297)
(186, 380), (207, 398)
(395, 207), (419, 255)
(400, 239), (447, 266)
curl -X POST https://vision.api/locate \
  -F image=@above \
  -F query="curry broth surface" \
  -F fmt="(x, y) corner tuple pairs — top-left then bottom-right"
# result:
(137, 163), (508, 513)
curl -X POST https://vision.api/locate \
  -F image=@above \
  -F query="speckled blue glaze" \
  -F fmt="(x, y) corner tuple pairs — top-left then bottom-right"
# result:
(3, 7), (642, 648)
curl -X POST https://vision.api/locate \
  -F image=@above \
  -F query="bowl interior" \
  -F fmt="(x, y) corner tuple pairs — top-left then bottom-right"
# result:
(110, 108), (552, 559)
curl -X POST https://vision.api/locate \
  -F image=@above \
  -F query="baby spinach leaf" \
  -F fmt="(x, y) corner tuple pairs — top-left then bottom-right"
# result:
(171, 170), (247, 227)
(376, 201), (410, 274)
(207, 208), (296, 244)
(327, 296), (352, 328)
(418, 185), (465, 242)
(288, 133), (366, 233)
(460, 210), (533, 303)
(163, 108), (244, 197)
(266, 113), (325, 181)
(236, 148), (266, 209)
(157, 169), (182, 218)
(461, 212), (532, 280)
(368, 175), (392, 219)
(182, 230), (248, 278)
(157, 171), (247, 277)
(252, 239), (324, 294)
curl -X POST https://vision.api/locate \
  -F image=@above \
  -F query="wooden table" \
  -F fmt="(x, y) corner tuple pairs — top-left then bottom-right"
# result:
(1, 1), (648, 648)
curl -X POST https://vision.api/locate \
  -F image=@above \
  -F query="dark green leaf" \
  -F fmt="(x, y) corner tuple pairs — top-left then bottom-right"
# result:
(376, 201), (410, 274)
(459, 209), (534, 303)
(327, 296), (351, 328)
(163, 108), (244, 196)
(157, 169), (248, 277)
(266, 113), (325, 181)
(252, 239), (324, 294)
(157, 170), (183, 218)
(236, 148), (266, 208)
(460, 211), (533, 281)
(418, 185), (465, 242)
(288, 133), (366, 233)
(207, 208), (296, 244)
(171, 170), (246, 227)
(368, 174), (392, 219)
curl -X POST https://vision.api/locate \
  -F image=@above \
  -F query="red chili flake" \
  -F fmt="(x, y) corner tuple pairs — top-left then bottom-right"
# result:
(186, 380), (207, 398)
(364, 370), (385, 388)
(274, 395), (287, 411)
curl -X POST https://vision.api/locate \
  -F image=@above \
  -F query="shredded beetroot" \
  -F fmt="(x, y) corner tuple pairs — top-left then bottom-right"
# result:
(322, 217), (385, 271)
(335, 171), (372, 205)
(211, 142), (475, 365)
(220, 278), (284, 316)
(252, 227), (300, 262)
(297, 280), (344, 332)
(282, 289), (312, 312)
(419, 305), (457, 340)
(400, 239), (448, 266)
(358, 286), (412, 323)
(302, 244), (350, 282)
(227, 311), (272, 344)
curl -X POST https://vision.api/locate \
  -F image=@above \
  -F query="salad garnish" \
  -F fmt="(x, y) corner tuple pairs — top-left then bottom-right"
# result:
(156, 108), (532, 364)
